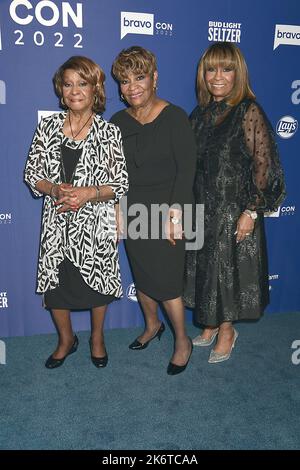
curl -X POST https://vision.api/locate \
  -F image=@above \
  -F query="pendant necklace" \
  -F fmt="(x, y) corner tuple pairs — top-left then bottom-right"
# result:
(60, 150), (80, 185)
(69, 111), (93, 140)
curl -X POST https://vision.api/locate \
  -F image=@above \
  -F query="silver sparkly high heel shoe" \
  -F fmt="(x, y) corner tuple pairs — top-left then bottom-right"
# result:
(192, 328), (219, 347)
(208, 329), (239, 363)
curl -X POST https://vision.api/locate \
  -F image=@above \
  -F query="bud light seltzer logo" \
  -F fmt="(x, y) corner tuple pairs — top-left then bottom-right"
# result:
(0, 292), (8, 308)
(208, 21), (241, 43)
(276, 116), (298, 139)
(126, 283), (138, 302)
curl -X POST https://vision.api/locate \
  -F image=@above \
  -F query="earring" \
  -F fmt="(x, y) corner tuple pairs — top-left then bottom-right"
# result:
(120, 94), (124, 100)
(61, 97), (66, 108)
(94, 95), (99, 105)
(153, 84), (158, 91)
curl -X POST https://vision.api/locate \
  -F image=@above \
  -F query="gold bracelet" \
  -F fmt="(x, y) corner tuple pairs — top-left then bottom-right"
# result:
(92, 186), (100, 203)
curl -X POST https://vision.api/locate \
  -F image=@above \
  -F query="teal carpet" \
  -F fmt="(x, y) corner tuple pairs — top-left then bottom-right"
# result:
(0, 312), (299, 450)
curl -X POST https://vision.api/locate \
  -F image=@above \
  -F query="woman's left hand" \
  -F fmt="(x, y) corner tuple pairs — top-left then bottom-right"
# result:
(235, 213), (255, 243)
(56, 186), (95, 214)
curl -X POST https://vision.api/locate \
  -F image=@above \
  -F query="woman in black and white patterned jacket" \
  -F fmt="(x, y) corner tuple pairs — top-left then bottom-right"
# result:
(25, 56), (128, 369)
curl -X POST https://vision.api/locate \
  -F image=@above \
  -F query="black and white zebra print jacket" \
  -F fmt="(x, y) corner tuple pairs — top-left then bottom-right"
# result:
(24, 112), (128, 297)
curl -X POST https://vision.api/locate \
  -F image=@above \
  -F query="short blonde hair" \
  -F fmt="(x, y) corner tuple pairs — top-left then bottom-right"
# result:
(112, 46), (157, 81)
(197, 42), (255, 107)
(54, 55), (106, 113)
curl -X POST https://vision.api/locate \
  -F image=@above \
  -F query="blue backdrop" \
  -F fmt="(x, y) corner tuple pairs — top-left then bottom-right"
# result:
(0, 0), (299, 337)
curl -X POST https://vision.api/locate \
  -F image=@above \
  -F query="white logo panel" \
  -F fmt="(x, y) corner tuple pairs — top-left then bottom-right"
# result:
(274, 24), (300, 50)
(121, 12), (154, 39)
(126, 283), (138, 302)
(264, 207), (281, 218)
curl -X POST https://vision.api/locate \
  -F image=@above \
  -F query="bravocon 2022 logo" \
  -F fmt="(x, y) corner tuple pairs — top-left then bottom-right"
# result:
(1, 0), (83, 51)
(120, 11), (173, 39)
(273, 24), (300, 50)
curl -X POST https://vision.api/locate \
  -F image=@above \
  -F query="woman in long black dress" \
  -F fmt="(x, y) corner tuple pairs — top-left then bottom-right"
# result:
(111, 46), (196, 375)
(184, 42), (285, 363)
(25, 56), (128, 369)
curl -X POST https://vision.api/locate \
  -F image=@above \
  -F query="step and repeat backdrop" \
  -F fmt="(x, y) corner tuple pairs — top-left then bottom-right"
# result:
(0, 0), (299, 337)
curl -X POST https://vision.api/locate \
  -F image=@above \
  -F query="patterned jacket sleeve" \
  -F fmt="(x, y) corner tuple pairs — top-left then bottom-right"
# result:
(106, 125), (129, 204)
(24, 118), (49, 198)
(243, 102), (286, 211)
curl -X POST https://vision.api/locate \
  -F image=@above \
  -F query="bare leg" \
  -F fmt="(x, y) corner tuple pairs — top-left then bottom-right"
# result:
(213, 321), (235, 354)
(90, 305), (108, 357)
(135, 290), (161, 343)
(50, 309), (74, 359)
(163, 297), (192, 366)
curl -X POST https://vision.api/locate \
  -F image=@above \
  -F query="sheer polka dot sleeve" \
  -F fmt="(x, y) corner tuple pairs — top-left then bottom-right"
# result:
(242, 102), (286, 211)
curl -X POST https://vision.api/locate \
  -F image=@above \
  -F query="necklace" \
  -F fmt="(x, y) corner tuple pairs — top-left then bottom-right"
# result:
(68, 112), (93, 140)
(60, 145), (82, 184)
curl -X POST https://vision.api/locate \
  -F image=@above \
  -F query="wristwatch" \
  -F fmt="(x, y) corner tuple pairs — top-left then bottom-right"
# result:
(170, 216), (181, 225)
(243, 209), (257, 220)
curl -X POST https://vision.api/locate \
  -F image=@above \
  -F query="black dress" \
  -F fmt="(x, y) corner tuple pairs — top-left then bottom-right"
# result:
(111, 104), (197, 301)
(44, 137), (115, 310)
(184, 99), (285, 326)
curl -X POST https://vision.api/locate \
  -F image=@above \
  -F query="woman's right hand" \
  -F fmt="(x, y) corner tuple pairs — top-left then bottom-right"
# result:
(53, 183), (78, 213)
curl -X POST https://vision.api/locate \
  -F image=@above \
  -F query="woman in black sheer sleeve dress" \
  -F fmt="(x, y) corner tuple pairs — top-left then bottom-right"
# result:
(184, 42), (285, 363)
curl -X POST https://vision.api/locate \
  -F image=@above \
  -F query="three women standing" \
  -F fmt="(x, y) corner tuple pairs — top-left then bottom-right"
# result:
(26, 44), (285, 372)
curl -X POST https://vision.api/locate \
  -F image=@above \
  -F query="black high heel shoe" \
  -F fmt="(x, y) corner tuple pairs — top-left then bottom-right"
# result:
(89, 338), (108, 368)
(129, 322), (165, 350)
(45, 335), (79, 369)
(167, 337), (193, 376)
